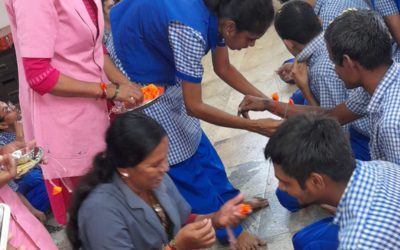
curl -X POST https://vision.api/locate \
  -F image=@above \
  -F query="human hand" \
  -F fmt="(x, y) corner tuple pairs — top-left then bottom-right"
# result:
(213, 193), (246, 228)
(276, 63), (294, 82)
(175, 219), (216, 250)
(251, 118), (283, 137)
(0, 155), (17, 181)
(108, 83), (143, 108)
(238, 95), (269, 119)
(291, 60), (309, 90)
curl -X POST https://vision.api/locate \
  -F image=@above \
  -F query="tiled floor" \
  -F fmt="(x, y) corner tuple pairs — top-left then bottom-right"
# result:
(50, 1), (329, 249)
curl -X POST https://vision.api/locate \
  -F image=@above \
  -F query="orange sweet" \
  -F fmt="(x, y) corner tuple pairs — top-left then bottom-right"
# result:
(141, 84), (164, 102)
(239, 203), (252, 216)
(272, 92), (279, 102)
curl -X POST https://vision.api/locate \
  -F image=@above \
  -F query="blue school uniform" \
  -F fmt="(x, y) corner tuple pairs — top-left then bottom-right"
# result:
(346, 63), (400, 164)
(0, 131), (50, 212)
(110, 0), (242, 241)
(314, 0), (370, 29)
(294, 160), (400, 249)
(278, 33), (371, 212)
(369, 0), (400, 62)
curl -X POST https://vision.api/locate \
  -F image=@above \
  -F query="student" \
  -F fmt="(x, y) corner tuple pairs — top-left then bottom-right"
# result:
(279, 0), (370, 29)
(368, 0), (400, 62)
(108, 0), (277, 248)
(0, 101), (49, 221)
(264, 113), (400, 249)
(276, 0), (370, 85)
(239, 9), (400, 164)
(272, 1), (370, 212)
(0, 152), (57, 249)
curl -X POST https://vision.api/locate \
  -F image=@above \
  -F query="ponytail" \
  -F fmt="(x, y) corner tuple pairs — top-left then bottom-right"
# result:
(66, 152), (116, 249)
(66, 112), (167, 249)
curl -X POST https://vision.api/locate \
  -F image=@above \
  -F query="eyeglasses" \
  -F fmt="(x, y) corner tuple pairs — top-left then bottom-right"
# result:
(0, 101), (16, 123)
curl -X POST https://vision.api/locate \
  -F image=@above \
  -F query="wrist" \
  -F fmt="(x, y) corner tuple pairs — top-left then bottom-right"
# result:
(264, 99), (274, 113)
(211, 212), (222, 228)
(105, 84), (116, 100)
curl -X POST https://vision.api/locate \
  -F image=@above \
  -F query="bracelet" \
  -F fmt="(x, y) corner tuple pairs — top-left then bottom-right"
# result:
(110, 84), (120, 101)
(167, 239), (177, 250)
(100, 82), (107, 99)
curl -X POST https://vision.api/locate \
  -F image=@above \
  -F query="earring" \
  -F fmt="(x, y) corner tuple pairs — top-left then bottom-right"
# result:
(120, 172), (129, 178)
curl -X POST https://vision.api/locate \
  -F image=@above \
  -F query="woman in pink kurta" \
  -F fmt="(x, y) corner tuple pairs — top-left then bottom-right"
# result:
(4, 0), (142, 224)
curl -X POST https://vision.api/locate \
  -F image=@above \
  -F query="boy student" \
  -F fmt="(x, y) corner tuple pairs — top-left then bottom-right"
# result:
(265, 113), (400, 249)
(276, 0), (370, 85)
(0, 101), (50, 221)
(239, 9), (400, 164)
(271, 1), (370, 212)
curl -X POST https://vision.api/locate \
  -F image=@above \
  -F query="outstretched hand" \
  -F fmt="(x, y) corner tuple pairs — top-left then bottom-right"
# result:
(213, 193), (247, 228)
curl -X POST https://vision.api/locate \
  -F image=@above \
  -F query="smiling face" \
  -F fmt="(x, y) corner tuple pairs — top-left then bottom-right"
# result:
(224, 31), (263, 50)
(219, 19), (265, 50)
(0, 101), (18, 129)
(273, 163), (323, 206)
(119, 137), (169, 191)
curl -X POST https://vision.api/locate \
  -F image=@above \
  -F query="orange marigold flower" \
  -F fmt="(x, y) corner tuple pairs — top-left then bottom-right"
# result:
(272, 92), (279, 102)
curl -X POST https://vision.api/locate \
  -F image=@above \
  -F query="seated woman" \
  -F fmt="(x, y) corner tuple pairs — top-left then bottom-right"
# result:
(0, 101), (50, 220)
(0, 153), (57, 249)
(67, 112), (247, 249)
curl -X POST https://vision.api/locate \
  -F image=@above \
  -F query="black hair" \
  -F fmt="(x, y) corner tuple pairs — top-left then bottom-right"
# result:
(325, 9), (393, 70)
(67, 112), (167, 249)
(274, 0), (322, 44)
(264, 113), (355, 189)
(204, 0), (275, 35)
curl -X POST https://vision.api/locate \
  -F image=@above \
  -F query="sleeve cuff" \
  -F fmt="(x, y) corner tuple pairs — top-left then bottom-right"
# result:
(176, 71), (202, 83)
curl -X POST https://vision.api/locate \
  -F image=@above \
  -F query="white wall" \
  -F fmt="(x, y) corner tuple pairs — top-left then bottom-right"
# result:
(0, 2), (10, 28)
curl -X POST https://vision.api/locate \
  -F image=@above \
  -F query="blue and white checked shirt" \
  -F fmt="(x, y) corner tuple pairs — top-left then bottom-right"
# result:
(314, 0), (370, 29)
(334, 160), (400, 249)
(297, 32), (369, 136)
(106, 23), (219, 165)
(0, 131), (18, 191)
(346, 63), (400, 163)
(368, 0), (400, 62)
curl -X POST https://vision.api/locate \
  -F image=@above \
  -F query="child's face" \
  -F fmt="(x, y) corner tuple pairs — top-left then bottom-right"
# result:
(0, 101), (18, 126)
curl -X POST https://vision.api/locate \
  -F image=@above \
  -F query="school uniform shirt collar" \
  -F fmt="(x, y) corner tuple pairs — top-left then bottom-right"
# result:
(367, 62), (398, 114)
(296, 32), (325, 63)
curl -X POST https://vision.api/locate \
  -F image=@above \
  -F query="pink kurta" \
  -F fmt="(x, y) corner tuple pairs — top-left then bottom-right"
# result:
(5, 0), (109, 223)
(0, 185), (57, 249)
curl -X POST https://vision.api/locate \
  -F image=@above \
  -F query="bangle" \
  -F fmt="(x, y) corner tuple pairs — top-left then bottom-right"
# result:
(100, 82), (107, 99)
(167, 239), (177, 250)
(110, 84), (120, 101)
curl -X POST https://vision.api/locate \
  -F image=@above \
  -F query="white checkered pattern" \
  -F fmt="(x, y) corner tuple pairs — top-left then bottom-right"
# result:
(105, 24), (210, 165)
(334, 160), (400, 249)
(314, 0), (371, 29)
(0, 131), (19, 191)
(372, 0), (399, 16)
(346, 63), (400, 163)
(297, 33), (370, 136)
(169, 22), (206, 83)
